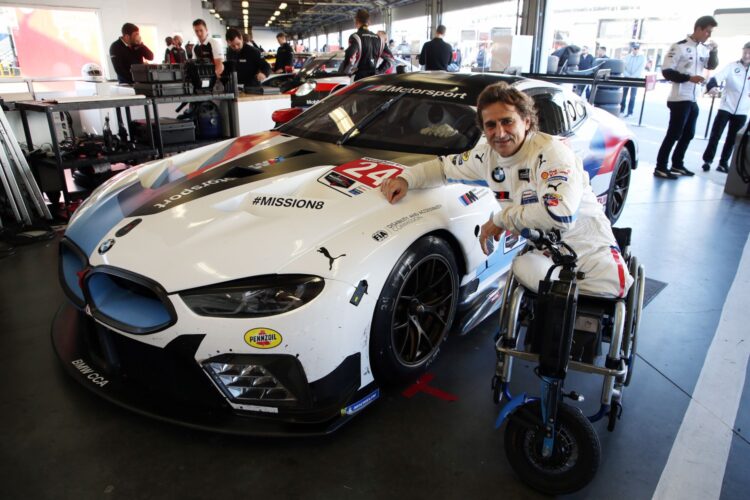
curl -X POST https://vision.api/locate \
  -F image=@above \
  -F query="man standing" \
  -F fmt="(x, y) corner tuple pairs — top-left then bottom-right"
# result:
(419, 25), (452, 71)
(109, 23), (154, 84)
(163, 36), (173, 63)
(596, 46), (608, 59)
(192, 19), (224, 79)
(621, 43), (646, 117)
(167, 35), (187, 64)
(702, 42), (750, 173)
(273, 32), (294, 73)
(225, 28), (270, 88)
(575, 46), (594, 96)
(339, 9), (393, 81)
(655, 15), (719, 179)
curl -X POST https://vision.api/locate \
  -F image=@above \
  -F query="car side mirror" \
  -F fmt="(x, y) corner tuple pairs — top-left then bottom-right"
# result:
(272, 107), (304, 125)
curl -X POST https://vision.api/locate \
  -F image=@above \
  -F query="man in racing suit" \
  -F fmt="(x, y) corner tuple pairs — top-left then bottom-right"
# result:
(339, 9), (393, 81)
(381, 82), (632, 298)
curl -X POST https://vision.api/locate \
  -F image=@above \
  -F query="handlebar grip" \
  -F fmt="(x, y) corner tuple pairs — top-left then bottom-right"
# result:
(521, 228), (542, 242)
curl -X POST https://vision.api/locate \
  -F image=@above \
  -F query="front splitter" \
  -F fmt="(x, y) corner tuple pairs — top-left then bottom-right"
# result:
(51, 303), (372, 437)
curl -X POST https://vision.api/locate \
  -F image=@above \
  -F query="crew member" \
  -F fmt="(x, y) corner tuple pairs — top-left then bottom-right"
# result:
(163, 36), (173, 63)
(339, 9), (393, 81)
(702, 41), (750, 172)
(381, 82), (632, 298)
(167, 35), (187, 64)
(419, 25), (452, 71)
(225, 28), (270, 88)
(192, 18), (224, 78)
(621, 43), (646, 117)
(109, 23), (154, 84)
(273, 32), (294, 73)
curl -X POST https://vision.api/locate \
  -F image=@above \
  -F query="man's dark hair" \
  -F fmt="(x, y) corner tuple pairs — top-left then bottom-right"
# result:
(165, 36), (173, 45)
(476, 82), (538, 132)
(355, 9), (369, 25)
(598, 45), (607, 52)
(277, 32), (286, 39)
(121, 23), (139, 36)
(436, 25), (446, 35)
(694, 16), (717, 30)
(226, 28), (242, 42)
(193, 19), (207, 28)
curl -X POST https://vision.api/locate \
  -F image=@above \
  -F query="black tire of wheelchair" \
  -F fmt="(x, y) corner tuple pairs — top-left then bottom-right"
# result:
(624, 256), (641, 387)
(607, 397), (622, 432)
(592, 88), (623, 105)
(369, 236), (459, 385)
(605, 147), (632, 223)
(596, 103), (621, 117)
(504, 401), (601, 496)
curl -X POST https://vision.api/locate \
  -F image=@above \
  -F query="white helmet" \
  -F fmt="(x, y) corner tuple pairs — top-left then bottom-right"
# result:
(81, 63), (104, 82)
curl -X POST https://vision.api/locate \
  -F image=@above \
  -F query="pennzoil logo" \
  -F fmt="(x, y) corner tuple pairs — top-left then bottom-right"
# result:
(244, 328), (282, 349)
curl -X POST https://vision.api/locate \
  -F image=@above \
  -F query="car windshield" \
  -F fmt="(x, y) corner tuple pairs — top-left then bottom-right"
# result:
(278, 87), (481, 155)
(299, 53), (344, 77)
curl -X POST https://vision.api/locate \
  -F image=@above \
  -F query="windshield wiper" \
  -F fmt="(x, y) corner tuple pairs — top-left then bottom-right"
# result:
(337, 93), (406, 146)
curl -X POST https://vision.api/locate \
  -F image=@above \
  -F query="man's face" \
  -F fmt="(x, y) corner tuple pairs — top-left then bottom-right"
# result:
(173, 36), (182, 48)
(228, 37), (243, 52)
(130, 31), (142, 45)
(695, 26), (713, 43)
(194, 24), (208, 42)
(742, 48), (750, 65)
(481, 102), (530, 157)
(581, 47), (588, 55)
(596, 48), (605, 57)
(277, 36), (286, 46)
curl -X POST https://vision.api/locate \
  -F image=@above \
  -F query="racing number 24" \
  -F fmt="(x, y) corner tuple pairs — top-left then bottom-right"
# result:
(334, 160), (403, 189)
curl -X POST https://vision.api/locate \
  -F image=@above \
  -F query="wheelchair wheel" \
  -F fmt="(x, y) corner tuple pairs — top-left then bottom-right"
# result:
(504, 401), (601, 495)
(622, 256), (644, 387)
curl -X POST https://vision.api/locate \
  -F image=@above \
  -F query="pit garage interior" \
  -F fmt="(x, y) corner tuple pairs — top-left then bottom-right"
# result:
(0, 0), (749, 498)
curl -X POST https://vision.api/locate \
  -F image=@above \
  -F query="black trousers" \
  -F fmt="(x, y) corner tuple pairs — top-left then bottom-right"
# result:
(656, 100), (700, 170)
(702, 109), (748, 166)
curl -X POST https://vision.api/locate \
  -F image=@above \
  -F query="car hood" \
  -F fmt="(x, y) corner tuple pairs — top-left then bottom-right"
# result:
(66, 131), (432, 292)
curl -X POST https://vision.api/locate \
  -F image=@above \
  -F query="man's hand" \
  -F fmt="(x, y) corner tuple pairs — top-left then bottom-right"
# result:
(689, 75), (705, 84)
(257, 72), (267, 83)
(380, 177), (408, 204)
(479, 217), (504, 256)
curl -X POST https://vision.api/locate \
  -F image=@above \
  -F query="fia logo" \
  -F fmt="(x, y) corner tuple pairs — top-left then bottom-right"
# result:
(372, 230), (389, 242)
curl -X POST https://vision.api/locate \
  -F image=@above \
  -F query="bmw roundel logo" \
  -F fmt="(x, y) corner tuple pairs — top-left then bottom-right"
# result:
(492, 167), (505, 183)
(98, 238), (115, 254)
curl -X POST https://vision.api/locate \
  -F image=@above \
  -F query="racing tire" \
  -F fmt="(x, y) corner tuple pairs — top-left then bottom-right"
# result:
(593, 88), (623, 105)
(504, 401), (601, 495)
(593, 58), (625, 74)
(370, 236), (459, 384)
(605, 147), (632, 223)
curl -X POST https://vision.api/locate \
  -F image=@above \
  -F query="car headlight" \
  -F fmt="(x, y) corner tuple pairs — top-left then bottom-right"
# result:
(296, 80), (316, 96)
(180, 274), (324, 317)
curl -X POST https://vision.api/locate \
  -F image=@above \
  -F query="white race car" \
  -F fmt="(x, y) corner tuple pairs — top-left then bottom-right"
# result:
(53, 72), (637, 435)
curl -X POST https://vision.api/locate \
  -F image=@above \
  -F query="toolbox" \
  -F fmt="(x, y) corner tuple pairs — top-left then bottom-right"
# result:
(133, 82), (194, 97)
(131, 118), (196, 145)
(184, 61), (216, 91)
(130, 64), (183, 83)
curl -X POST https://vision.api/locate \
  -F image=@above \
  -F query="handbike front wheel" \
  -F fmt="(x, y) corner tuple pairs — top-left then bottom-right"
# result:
(504, 401), (601, 495)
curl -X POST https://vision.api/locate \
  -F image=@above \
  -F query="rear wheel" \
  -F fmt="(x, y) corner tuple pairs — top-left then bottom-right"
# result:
(370, 236), (459, 384)
(605, 148), (632, 223)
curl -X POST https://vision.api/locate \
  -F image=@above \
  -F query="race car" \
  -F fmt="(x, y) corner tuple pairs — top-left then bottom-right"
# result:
(53, 72), (638, 435)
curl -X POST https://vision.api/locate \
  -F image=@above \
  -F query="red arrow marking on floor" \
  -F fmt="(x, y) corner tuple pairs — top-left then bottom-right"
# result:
(402, 373), (458, 402)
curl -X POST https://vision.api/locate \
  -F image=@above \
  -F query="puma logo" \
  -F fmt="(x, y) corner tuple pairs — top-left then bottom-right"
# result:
(475, 152), (485, 163)
(538, 154), (546, 168)
(318, 247), (346, 270)
(549, 182), (562, 191)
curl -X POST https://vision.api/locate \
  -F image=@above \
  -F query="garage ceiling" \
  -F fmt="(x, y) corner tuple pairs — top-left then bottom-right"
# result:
(203, 0), (421, 36)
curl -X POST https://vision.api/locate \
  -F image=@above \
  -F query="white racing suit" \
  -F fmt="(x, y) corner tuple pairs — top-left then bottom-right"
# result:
(400, 132), (633, 298)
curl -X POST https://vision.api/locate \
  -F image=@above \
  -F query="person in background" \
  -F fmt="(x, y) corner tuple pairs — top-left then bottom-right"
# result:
(225, 28), (270, 88)
(376, 30), (396, 74)
(339, 9), (393, 80)
(388, 39), (396, 52)
(596, 46), (608, 59)
(185, 41), (194, 59)
(273, 32), (294, 73)
(167, 35), (187, 64)
(655, 15), (719, 179)
(552, 42), (581, 73)
(621, 43), (646, 117)
(574, 46), (594, 96)
(192, 18), (224, 78)
(447, 43), (462, 72)
(397, 38), (410, 56)
(419, 25), (452, 71)
(163, 36), (173, 63)
(701, 41), (750, 173)
(475, 43), (489, 70)
(109, 22), (154, 84)
(243, 32), (263, 52)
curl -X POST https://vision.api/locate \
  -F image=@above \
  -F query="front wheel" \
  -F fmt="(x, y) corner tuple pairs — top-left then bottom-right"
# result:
(504, 401), (601, 495)
(605, 147), (632, 223)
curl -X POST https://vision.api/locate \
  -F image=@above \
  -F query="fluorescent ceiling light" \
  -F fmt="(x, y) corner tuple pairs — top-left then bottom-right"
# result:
(242, 9), (248, 14)
(274, 10), (280, 16)
(214, 13), (220, 18)
(280, 3), (287, 9)
(209, 8), (215, 13)
(242, 1), (249, 7)
(270, 16), (276, 20)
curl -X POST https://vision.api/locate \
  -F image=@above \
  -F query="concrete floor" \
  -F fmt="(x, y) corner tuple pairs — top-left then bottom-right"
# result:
(1, 83), (749, 499)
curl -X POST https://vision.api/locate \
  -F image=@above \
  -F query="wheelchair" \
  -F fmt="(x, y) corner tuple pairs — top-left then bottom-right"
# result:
(491, 227), (645, 495)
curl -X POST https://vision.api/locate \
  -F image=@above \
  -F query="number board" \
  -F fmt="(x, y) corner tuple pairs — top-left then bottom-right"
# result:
(318, 157), (405, 196)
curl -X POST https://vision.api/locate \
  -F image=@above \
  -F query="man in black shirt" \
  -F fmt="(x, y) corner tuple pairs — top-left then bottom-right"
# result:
(273, 33), (294, 73)
(225, 28), (270, 88)
(419, 25), (452, 71)
(109, 23), (154, 84)
(339, 9), (393, 81)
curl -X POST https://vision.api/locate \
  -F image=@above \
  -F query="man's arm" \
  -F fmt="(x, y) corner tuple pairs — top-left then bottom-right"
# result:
(400, 148), (489, 189)
(419, 43), (427, 66)
(109, 43), (131, 82)
(340, 35), (359, 75)
(377, 44), (394, 74)
(661, 43), (691, 83)
(706, 45), (719, 71)
(137, 44), (154, 62)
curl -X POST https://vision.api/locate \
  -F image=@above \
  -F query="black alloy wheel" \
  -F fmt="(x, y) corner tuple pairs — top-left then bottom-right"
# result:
(605, 148), (632, 223)
(370, 236), (459, 384)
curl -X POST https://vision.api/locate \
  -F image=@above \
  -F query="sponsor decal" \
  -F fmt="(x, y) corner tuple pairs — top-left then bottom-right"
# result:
(318, 158), (402, 196)
(548, 182), (563, 192)
(504, 230), (525, 254)
(543, 193), (562, 207)
(495, 191), (511, 201)
(386, 205), (441, 232)
(520, 190), (538, 205)
(341, 389), (380, 416)
(349, 186), (367, 196)
(461, 151), (471, 163)
(537, 154), (546, 169)
(372, 230), (389, 242)
(492, 167), (505, 182)
(597, 194), (608, 206)
(735, 67), (741, 74)
(350, 280), (368, 306)
(475, 152), (485, 163)
(98, 238), (115, 255)
(246, 156), (285, 170)
(369, 84), (468, 100)
(547, 175), (568, 182)
(239, 404), (279, 414)
(318, 247), (346, 270)
(71, 359), (109, 387)
(244, 328), (283, 349)
(459, 190), (479, 206)
(540, 168), (571, 180)
(518, 168), (530, 181)
(153, 177), (237, 209)
(114, 218), (142, 237)
(251, 196), (325, 210)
